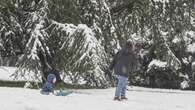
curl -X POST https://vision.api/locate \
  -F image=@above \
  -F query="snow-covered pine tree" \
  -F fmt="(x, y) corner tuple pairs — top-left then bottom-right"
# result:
(15, 0), (50, 82)
(0, 0), (23, 66)
(110, 0), (149, 43)
(184, 1), (195, 81)
(48, 0), (80, 24)
(144, 0), (195, 88)
(77, 0), (120, 56)
(14, 0), (110, 87)
(45, 20), (109, 87)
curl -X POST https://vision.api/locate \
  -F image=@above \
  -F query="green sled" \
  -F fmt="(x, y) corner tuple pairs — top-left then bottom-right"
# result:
(55, 90), (73, 96)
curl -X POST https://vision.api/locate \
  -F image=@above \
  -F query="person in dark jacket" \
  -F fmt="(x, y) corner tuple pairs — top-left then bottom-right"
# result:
(41, 74), (56, 95)
(43, 62), (62, 85)
(47, 66), (62, 84)
(109, 40), (138, 101)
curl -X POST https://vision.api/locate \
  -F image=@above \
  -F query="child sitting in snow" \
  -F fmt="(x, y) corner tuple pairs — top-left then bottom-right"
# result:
(41, 73), (56, 95)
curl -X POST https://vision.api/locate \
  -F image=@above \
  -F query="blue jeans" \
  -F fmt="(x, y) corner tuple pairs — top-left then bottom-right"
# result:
(115, 75), (128, 97)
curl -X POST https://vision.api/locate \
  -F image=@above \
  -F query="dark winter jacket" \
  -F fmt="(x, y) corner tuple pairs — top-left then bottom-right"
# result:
(42, 68), (62, 84)
(41, 74), (56, 93)
(109, 47), (138, 77)
(47, 68), (61, 83)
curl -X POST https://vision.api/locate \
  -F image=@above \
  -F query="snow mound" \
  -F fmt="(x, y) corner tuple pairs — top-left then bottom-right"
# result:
(148, 59), (167, 69)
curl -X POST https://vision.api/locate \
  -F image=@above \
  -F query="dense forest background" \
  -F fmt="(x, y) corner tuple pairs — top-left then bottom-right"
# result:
(0, 0), (195, 89)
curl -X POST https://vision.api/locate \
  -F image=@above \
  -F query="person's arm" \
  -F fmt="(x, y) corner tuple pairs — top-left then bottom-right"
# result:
(109, 51), (119, 70)
(134, 52), (142, 72)
(105, 52), (118, 86)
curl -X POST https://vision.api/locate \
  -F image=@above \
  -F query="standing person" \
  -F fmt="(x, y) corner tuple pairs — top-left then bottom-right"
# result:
(109, 40), (139, 101)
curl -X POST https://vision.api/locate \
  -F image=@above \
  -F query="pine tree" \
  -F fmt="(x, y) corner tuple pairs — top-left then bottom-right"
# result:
(0, 0), (23, 65)
(15, 0), (50, 81)
(45, 20), (109, 87)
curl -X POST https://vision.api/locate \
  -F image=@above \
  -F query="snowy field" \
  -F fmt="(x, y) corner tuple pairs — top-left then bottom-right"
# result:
(0, 86), (195, 110)
(0, 66), (195, 110)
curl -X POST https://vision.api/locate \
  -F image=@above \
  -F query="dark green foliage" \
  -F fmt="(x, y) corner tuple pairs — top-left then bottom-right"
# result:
(48, 0), (80, 24)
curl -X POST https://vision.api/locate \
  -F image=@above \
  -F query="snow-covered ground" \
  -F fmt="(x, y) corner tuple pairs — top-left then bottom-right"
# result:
(0, 86), (195, 110)
(0, 66), (194, 110)
(0, 66), (41, 82)
(0, 66), (16, 81)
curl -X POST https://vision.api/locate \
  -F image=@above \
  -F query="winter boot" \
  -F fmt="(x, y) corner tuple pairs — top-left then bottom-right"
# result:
(114, 96), (121, 101)
(121, 96), (128, 100)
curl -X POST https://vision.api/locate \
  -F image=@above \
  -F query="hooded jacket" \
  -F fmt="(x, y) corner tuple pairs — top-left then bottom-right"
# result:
(109, 47), (138, 77)
(41, 74), (56, 93)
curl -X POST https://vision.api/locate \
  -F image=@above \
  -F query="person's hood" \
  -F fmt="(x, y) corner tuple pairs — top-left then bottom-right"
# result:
(47, 74), (56, 83)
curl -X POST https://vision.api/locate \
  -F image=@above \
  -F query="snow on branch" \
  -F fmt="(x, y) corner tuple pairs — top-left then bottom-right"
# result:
(148, 59), (167, 69)
(161, 31), (181, 70)
(46, 19), (108, 86)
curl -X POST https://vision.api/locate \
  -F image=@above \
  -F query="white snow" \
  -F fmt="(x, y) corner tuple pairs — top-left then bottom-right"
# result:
(192, 62), (195, 70)
(0, 67), (195, 110)
(184, 31), (194, 44)
(77, 24), (96, 52)
(52, 20), (77, 37)
(172, 37), (181, 44)
(180, 80), (189, 89)
(5, 31), (13, 36)
(26, 19), (45, 60)
(0, 86), (195, 110)
(153, 0), (169, 14)
(147, 59), (168, 72)
(130, 33), (146, 44)
(0, 66), (16, 81)
(148, 59), (167, 68)
(160, 30), (181, 70)
(0, 66), (41, 82)
(51, 21), (77, 50)
(187, 43), (195, 54)
(154, 0), (169, 3)
(182, 57), (189, 65)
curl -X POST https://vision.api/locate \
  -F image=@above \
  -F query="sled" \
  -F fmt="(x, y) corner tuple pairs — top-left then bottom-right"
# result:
(55, 89), (73, 96)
